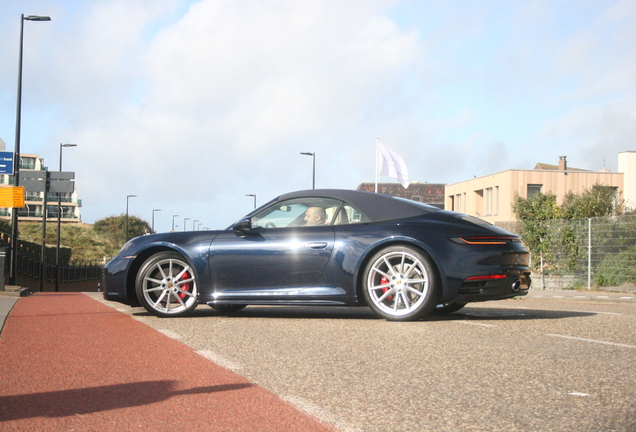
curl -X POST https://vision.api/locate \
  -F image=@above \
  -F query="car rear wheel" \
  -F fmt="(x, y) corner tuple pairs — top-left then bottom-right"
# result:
(136, 252), (198, 317)
(363, 245), (438, 321)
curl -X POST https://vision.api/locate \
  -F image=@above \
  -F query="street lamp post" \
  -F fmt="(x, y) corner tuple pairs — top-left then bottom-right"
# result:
(193, 220), (198, 230)
(184, 217), (190, 231)
(125, 195), (136, 241)
(55, 143), (76, 292)
(9, 13), (51, 286)
(172, 214), (179, 231)
(245, 193), (257, 209)
(300, 152), (315, 189)
(152, 209), (161, 232)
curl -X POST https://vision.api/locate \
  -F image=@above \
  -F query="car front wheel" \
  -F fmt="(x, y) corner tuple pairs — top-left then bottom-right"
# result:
(363, 246), (439, 321)
(135, 252), (198, 317)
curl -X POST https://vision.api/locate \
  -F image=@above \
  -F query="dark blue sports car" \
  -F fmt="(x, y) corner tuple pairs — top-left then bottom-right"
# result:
(103, 189), (531, 321)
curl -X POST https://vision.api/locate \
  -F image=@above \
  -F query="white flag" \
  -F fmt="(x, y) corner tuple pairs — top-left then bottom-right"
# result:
(378, 142), (409, 188)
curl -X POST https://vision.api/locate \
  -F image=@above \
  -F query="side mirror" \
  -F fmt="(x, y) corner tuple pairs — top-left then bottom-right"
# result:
(232, 218), (252, 237)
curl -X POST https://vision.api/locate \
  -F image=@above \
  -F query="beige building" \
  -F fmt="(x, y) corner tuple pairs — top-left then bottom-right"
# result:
(618, 150), (636, 210)
(445, 153), (633, 224)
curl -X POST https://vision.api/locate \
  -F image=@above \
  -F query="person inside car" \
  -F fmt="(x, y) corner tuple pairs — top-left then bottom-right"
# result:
(304, 207), (327, 226)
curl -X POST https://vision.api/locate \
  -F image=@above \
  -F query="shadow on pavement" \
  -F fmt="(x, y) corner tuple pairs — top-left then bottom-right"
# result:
(130, 304), (595, 321)
(433, 307), (595, 321)
(0, 380), (254, 421)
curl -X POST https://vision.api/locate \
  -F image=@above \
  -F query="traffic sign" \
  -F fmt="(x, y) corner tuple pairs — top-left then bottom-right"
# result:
(0, 187), (25, 208)
(0, 152), (14, 175)
(17, 171), (75, 193)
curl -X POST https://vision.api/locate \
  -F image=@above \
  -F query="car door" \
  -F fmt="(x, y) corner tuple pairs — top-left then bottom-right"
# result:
(208, 197), (340, 292)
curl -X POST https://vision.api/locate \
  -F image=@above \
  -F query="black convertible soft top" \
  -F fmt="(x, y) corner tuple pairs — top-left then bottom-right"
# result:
(277, 189), (440, 223)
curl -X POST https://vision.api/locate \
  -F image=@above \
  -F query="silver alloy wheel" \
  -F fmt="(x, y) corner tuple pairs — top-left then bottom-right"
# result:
(366, 249), (430, 318)
(138, 254), (198, 316)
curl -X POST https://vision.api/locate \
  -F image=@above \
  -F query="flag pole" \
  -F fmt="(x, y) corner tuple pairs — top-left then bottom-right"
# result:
(374, 136), (379, 193)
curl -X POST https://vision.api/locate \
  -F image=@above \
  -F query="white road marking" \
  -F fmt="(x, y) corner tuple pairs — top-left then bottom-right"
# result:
(568, 392), (589, 397)
(284, 395), (362, 432)
(454, 321), (496, 328)
(157, 328), (182, 339)
(546, 334), (636, 350)
(196, 350), (243, 371)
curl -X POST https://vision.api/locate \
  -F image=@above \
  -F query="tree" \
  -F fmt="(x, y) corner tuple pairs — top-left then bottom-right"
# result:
(94, 214), (152, 249)
(512, 192), (561, 270)
(0, 218), (11, 235)
(561, 184), (624, 219)
(512, 185), (626, 274)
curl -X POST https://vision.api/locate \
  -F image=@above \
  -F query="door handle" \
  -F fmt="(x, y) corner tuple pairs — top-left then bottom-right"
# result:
(305, 242), (328, 249)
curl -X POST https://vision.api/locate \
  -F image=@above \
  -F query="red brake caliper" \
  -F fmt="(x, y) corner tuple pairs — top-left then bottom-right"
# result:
(178, 271), (191, 300)
(380, 276), (393, 300)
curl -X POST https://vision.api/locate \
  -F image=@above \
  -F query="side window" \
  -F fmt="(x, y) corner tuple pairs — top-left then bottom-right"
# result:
(252, 197), (342, 228)
(333, 204), (370, 225)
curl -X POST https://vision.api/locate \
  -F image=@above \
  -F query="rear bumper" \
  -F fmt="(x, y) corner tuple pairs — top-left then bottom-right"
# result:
(454, 271), (531, 303)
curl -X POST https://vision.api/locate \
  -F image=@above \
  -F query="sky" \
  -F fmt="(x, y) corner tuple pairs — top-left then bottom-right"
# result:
(1, 0), (635, 232)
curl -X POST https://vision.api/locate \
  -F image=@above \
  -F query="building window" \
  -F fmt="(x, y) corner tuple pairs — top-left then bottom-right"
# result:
(456, 194), (462, 212)
(20, 157), (37, 170)
(527, 184), (542, 198)
(474, 189), (484, 216)
(485, 188), (492, 216)
(412, 196), (421, 202)
(494, 186), (499, 215)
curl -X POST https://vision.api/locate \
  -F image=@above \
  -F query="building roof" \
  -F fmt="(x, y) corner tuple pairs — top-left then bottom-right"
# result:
(533, 162), (588, 172)
(356, 182), (445, 208)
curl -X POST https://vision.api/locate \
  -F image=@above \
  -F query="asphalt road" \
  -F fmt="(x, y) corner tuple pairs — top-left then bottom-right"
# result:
(90, 292), (636, 432)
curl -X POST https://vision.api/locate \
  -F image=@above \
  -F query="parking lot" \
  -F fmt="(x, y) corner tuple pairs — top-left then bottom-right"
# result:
(97, 292), (636, 431)
(1, 290), (634, 431)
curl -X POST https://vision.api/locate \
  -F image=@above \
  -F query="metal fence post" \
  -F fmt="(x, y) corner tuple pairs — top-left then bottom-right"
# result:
(587, 218), (592, 290)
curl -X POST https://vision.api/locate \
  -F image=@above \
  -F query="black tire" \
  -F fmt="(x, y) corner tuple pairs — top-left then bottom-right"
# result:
(135, 252), (198, 317)
(210, 304), (248, 313)
(434, 302), (467, 315)
(363, 245), (439, 321)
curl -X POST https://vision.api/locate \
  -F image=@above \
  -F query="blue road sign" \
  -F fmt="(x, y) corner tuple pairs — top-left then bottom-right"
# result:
(0, 152), (13, 175)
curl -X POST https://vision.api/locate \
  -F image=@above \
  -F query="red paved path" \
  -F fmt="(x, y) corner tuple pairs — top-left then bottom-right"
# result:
(0, 293), (337, 431)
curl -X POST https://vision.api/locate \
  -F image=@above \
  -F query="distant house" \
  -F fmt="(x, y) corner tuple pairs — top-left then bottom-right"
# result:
(444, 152), (634, 224)
(356, 182), (445, 209)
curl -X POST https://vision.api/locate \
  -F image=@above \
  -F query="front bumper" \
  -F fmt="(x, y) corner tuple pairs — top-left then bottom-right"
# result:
(102, 258), (133, 304)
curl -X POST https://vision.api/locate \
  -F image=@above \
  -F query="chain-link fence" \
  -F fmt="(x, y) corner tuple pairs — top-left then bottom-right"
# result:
(497, 215), (636, 291)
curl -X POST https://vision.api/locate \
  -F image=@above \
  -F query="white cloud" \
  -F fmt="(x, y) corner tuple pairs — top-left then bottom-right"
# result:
(60, 0), (422, 228)
(1, 0), (635, 231)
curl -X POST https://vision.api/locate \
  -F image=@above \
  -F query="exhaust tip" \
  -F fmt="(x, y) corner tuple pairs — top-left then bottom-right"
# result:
(511, 279), (521, 292)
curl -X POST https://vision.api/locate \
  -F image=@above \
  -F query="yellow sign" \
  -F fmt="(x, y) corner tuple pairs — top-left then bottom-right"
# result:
(0, 187), (25, 208)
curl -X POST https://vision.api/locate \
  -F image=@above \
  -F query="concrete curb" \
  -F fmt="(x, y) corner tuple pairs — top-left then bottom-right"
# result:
(0, 286), (33, 297)
(524, 289), (635, 303)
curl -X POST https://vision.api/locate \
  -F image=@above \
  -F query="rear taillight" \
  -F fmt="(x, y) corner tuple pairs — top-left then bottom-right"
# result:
(465, 274), (508, 281)
(457, 236), (519, 245)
